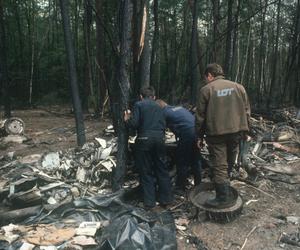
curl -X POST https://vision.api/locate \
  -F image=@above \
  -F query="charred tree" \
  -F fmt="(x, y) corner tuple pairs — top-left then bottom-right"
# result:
(95, 0), (107, 115)
(282, 0), (300, 106)
(132, 0), (150, 95)
(0, 0), (10, 118)
(224, 0), (234, 79)
(138, 0), (151, 88)
(267, 0), (281, 108)
(189, 0), (200, 104)
(112, 0), (132, 191)
(150, 0), (160, 90)
(59, 0), (86, 146)
(257, 0), (268, 104)
(82, 0), (93, 113)
(211, 0), (221, 62)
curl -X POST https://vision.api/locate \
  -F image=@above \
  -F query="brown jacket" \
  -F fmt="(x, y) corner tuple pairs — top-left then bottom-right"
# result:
(196, 76), (250, 137)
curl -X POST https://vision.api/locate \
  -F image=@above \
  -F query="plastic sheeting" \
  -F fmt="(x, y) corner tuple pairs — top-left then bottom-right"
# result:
(2, 190), (177, 250)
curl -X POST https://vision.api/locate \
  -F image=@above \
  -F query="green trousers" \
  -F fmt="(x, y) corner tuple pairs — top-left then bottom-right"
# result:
(206, 132), (242, 184)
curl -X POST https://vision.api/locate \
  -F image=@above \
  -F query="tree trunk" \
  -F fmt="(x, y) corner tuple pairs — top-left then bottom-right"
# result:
(282, 0), (300, 106)
(224, 0), (234, 79)
(95, 0), (107, 115)
(241, 22), (252, 84)
(82, 0), (93, 113)
(189, 0), (200, 104)
(132, 0), (150, 95)
(59, 0), (86, 147)
(112, 0), (132, 191)
(150, 0), (160, 90)
(0, 0), (10, 117)
(267, 0), (281, 108)
(29, 0), (35, 106)
(257, 0), (268, 104)
(138, 0), (151, 88)
(211, 0), (221, 62)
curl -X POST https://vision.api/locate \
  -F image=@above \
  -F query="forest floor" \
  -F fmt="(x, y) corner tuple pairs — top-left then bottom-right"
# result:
(0, 107), (300, 250)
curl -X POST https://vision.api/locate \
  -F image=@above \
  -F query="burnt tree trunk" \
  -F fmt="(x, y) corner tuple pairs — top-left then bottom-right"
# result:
(211, 0), (221, 62)
(224, 0), (234, 79)
(0, 0), (10, 118)
(82, 0), (93, 113)
(59, 0), (86, 146)
(189, 0), (200, 104)
(112, 0), (132, 191)
(138, 0), (151, 88)
(267, 0), (281, 108)
(150, 0), (160, 91)
(95, 0), (107, 115)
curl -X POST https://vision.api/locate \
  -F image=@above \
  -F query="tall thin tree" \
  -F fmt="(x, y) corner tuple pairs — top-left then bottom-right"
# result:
(0, 0), (10, 118)
(59, 0), (86, 146)
(189, 0), (200, 104)
(112, 0), (132, 191)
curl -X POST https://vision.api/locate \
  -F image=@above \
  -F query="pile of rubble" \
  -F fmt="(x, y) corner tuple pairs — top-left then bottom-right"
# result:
(239, 108), (300, 184)
(0, 107), (299, 249)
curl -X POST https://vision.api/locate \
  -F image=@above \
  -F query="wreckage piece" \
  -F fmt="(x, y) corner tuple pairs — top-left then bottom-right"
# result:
(9, 186), (42, 207)
(0, 205), (42, 226)
(189, 182), (243, 223)
(279, 231), (300, 247)
(0, 117), (25, 135)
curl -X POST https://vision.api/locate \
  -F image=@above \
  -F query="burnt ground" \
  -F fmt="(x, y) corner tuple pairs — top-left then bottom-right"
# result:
(1, 107), (300, 250)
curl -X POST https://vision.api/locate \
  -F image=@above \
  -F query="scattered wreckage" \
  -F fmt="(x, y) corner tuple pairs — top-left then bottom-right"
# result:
(0, 107), (299, 249)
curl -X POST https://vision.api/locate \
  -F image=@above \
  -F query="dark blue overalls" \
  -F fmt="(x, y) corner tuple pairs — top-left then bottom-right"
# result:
(127, 98), (173, 208)
(163, 106), (202, 190)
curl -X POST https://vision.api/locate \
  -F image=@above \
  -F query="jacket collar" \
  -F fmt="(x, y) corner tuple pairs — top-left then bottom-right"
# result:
(209, 75), (225, 83)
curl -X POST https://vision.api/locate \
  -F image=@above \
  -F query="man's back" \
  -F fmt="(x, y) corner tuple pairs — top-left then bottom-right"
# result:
(163, 105), (195, 137)
(128, 98), (165, 138)
(198, 76), (250, 136)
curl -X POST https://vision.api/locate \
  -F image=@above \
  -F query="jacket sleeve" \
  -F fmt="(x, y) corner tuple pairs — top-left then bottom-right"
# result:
(126, 103), (140, 129)
(240, 85), (251, 130)
(195, 87), (208, 138)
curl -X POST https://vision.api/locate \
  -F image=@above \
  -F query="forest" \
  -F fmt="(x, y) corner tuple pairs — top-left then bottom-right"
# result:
(0, 0), (300, 146)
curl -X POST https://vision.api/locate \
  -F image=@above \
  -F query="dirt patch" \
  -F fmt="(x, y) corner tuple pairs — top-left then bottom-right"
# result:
(0, 107), (110, 157)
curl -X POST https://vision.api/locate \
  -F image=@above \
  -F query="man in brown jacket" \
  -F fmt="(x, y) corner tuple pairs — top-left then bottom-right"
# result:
(196, 63), (250, 208)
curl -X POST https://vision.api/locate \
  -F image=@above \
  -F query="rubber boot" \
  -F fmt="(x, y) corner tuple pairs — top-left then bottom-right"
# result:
(204, 183), (236, 209)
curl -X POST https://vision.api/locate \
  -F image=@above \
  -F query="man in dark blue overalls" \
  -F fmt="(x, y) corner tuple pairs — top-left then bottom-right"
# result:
(156, 99), (202, 192)
(124, 87), (173, 210)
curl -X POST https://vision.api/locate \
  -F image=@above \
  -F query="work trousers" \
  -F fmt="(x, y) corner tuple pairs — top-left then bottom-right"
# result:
(176, 130), (202, 189)
(135, 136), (173, 207)
(206, 132), (242, 184)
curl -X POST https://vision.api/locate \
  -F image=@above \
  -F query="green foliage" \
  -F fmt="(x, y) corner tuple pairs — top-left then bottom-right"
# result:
(1, 0), (299, 108)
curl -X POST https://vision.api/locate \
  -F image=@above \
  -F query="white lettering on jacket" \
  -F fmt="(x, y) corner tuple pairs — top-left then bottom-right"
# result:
(217, 88), (234, 97)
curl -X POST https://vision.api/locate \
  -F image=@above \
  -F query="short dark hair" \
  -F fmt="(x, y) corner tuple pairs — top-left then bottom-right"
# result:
(204, 63), (224, 77)
(140, 86), (155, 98)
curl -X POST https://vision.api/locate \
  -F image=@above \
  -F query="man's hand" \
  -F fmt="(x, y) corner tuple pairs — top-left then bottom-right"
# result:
(124, 109), (131, 121)
(197, 138), (205, 149)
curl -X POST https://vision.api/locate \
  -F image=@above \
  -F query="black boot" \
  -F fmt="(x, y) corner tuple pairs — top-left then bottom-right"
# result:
(205, 183), (236, 209)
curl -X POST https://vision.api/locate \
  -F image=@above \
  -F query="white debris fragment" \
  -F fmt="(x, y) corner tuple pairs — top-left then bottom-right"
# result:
(100, 159), (114, 171)
(3, 135), (27, 143)
(20, 242), (35, 250)
(95, 137), (107, 148)
(76, 167), (88, 183)
(76, 222), (102, 236)
(47, 197), (57, 205)
(40, 246), (58, 250)
(41, 152), (60, 171)
(286, 216), (300, 225)
(100, 146), (112, 160)
(60, 159), (72, 171)
(72, 235), (97, 246)
(19, 154), (42, 165)
(2, 224), (20, 243)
